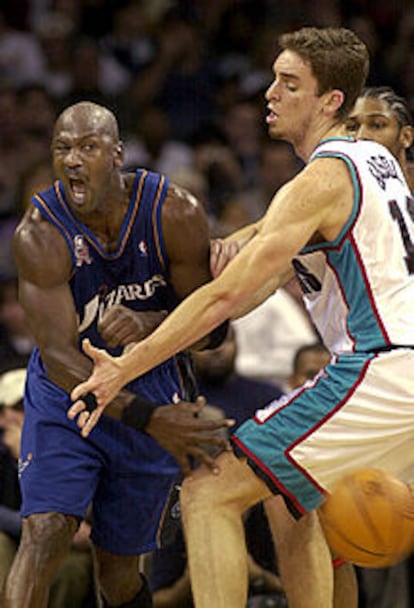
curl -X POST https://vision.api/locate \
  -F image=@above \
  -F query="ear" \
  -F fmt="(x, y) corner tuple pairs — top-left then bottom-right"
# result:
(114, 141), (125, 168)
(322, 89), (345, 117)
(399, 125), (414, 150)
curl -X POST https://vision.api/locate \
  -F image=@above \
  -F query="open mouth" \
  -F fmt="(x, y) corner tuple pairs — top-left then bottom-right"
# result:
(69, 179), (87, 205)
(266, 110), (279, 124)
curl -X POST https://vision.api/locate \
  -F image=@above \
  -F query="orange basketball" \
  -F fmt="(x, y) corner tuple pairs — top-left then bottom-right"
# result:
(319, 468), (414, 568)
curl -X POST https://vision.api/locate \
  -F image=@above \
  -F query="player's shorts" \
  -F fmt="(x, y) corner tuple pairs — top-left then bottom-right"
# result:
(20, 354), (180, 555)
(232, 348), (414, 518)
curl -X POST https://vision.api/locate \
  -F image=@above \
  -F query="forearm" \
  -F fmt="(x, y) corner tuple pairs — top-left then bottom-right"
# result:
(224, 219), (262, 247)
(120, 279), (235, 385)
(231, 266), (294, 319)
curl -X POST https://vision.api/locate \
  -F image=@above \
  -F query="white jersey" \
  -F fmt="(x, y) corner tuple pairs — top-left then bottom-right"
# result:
(293, 137), (414, 354)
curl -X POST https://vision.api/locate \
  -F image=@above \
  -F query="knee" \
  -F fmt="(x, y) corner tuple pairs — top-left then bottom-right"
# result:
(17, 513), (78, 573)
(180, 474), (219, 520)
(95, 548), (140, 605)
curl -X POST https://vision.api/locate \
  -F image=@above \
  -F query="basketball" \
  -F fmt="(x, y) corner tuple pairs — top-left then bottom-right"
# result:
(319, 468), (414, 568)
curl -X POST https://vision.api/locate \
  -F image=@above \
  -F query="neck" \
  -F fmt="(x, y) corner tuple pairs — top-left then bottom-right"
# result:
(294, 118), (343, 162)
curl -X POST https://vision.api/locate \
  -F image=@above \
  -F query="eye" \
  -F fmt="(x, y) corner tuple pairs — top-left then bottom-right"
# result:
(370, 120), (387, 130)
(344, 122), (359, 133)
(53, 144), (70, 154)
(286, 82), (297, 92)
(81, 143), (97, 153)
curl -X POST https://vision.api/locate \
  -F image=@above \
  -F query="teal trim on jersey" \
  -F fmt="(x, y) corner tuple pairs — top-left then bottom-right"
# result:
(301, 152), (361, 253)
(318, 136), (355, 144)
(234, 351), (376, 513)
(326, 240), (388, 350)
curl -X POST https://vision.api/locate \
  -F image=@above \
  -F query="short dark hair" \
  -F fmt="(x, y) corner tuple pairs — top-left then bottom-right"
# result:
(279, 27), (369, 120)
(292, 342), (328, 374)
(358, 86), (413, 128)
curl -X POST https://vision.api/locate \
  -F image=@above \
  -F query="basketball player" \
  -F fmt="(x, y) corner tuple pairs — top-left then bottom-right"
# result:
(344, 85), (414, 189)
(342, 86), (414, 608)
(71, 27), (414, 607)
(1, 101), (233, 608)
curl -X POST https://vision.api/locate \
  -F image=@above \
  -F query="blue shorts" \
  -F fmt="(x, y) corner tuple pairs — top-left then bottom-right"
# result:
(20, 352), (180, 555)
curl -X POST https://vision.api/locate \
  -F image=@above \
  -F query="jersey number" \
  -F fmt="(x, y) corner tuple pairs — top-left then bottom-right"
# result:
(388, 196), (414, 274)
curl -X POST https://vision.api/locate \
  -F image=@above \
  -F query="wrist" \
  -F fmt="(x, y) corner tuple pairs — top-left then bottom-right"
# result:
(121, 395), (159, 432)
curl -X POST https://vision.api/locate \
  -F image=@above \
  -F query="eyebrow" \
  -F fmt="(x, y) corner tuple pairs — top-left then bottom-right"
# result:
(275, 71), (301, 81)
(347, 112), (389, 120)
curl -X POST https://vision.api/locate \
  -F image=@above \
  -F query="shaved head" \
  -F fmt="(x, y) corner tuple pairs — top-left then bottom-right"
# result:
(54, 101), (120, 142)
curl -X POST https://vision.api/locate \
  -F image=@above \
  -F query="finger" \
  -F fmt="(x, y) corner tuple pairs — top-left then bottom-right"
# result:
(175, 453), (192, 477)
(80, 407), (103, 438)
(67, 399), (86, 420)
(188, 447), (220, 474)
(77, 410), (90, 429)
(210, 240), (223, 277)
(82, 338), (106, 362)
(188, 418), (235, 431)
(191, 435), (232, 449)
(71, 380), (94, 402)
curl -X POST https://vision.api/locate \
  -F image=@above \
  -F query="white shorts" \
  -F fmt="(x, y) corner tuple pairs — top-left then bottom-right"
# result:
(233, 349), (414, 517)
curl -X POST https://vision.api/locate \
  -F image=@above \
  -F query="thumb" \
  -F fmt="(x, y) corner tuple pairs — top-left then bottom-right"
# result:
(82, 338), (105, 363)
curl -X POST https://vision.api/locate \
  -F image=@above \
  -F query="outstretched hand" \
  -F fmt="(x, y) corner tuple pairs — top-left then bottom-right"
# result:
(68, 338), (127, 436)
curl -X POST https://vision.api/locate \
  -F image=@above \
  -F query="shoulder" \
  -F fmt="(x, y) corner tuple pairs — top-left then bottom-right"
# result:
(161, 182), (209, 234)
(14, 206), (72, 285)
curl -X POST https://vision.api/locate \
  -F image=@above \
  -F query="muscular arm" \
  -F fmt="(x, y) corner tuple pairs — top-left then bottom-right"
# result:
(162, 183), (227, 350)
(14, 208), (95, 395)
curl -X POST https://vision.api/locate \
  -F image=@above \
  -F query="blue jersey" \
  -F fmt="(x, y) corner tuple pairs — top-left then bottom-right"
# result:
(20, 170), (187, 554)
(30, 169), (185, 404)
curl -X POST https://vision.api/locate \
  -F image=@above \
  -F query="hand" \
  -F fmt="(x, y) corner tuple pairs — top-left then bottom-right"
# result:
(145, 397), (235, 476)
(69, 339), (127, 436)
(98, 305), (167, 347)
(210, 238), (240, 277)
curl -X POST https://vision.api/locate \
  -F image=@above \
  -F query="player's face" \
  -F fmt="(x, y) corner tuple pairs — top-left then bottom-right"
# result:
(265, 50), (321, 145)
(343, 97), (403, 158)
(51, 117), (118, 215)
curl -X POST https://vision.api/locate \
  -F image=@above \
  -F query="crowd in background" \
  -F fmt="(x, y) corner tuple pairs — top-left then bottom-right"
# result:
(0, 1), (413, 607)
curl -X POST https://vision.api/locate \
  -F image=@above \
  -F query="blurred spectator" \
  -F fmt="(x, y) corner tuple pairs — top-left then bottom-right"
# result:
(221, 99), (266, 191)
(0, 278), (35, 375)
(16, 159), (54, 212)
(34, 10), (76, 100)
(102, 1), (157, 77)
(123, 104), (194, 175)
(0, 88), (23, 215)
(60, 36), (130, 110)
(0, 368), (97, 607)
(17, 83), (56, 167)
(0, 8), (45, 88)
(233, 276), (319, 387)
(192, 128), (243, 219)
(130, 9), (217, 141)
(346, 14), (391, 85)
(239, 140), (302, 220)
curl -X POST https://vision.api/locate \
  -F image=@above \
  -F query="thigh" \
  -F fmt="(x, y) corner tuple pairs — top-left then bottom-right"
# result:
(91, 420), (179, 555)
(20, 400), (102, 519)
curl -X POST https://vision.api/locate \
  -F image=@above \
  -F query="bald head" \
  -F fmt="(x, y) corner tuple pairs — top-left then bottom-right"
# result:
(54, 101), (120, 142)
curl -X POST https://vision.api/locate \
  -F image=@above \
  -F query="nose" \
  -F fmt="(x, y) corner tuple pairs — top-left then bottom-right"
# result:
(65, 147), (83, 168)
(265, 79), (280, 102)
